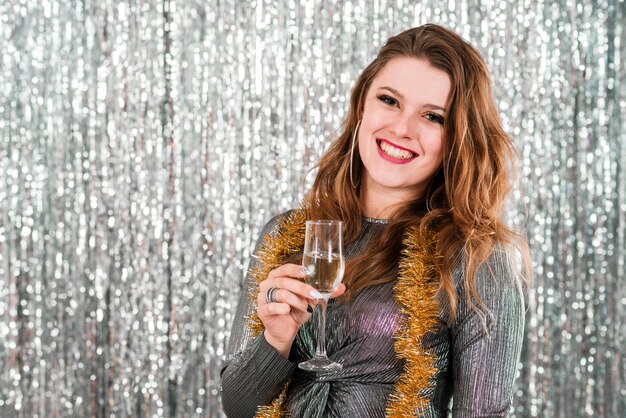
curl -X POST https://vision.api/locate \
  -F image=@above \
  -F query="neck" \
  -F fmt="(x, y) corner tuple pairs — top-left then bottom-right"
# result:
(360, 180), (425, 219)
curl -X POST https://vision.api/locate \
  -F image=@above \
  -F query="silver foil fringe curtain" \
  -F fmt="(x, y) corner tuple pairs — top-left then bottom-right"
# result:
(1, 0), (625, 417)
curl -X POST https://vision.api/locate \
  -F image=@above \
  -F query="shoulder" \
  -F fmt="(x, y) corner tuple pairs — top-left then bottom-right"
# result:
(258, 210), (290, 239)
(451, 243), (525, 291)
(257, 209), (299, 240)
(252, 209), (305, 253)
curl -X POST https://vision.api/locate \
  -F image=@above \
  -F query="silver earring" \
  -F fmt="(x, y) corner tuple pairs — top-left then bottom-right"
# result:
(425, 183), (433, 213)
(425, 166), (443, 213)
(349, 119), (361, 189)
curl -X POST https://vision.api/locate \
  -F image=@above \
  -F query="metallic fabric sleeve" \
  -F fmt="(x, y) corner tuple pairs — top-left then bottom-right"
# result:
(220, 214), (294, 418)
(449, 249), (526, 417)
(221, 333), (295, 417)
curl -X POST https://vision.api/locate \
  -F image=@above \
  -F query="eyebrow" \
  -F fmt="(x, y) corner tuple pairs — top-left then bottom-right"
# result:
(379, 86), (447, 112)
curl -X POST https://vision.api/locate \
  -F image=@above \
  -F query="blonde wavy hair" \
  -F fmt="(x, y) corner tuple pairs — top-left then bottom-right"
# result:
(302, 24), (530, 324)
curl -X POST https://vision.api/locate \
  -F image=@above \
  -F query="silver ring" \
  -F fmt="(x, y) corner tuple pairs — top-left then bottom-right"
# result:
(265, 287), (279, 304)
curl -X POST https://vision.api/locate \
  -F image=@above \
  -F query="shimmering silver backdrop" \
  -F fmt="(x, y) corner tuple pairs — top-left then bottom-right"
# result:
(0, 0), (624, 417)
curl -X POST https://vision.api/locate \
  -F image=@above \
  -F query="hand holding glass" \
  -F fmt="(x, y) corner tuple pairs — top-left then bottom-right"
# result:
(298, 220), (345, 372)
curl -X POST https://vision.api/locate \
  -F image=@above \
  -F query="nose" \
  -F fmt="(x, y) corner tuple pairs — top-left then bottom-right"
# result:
(389, 112), (415, 139)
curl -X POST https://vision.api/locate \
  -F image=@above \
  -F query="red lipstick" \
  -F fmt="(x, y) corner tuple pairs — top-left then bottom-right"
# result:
(376, 139), (418, 164)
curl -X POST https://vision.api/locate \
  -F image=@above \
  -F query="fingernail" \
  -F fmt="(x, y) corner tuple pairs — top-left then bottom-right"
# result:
(309, 290), (323, 299)
(306, 304), (313, 313)
(300, 267), (309, 275)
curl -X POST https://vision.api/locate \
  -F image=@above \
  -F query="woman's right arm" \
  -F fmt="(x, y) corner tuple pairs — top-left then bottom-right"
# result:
(221, 213), (339, 417)
(220, 214), (297, 417)
(220, 213), (346, 417)
(221, 269), (321, 417)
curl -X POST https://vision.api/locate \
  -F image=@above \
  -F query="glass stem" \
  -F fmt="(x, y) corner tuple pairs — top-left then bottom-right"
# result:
(315, 297), (329, 358)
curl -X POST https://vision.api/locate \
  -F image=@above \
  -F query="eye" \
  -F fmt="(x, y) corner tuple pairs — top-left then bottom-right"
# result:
(377, 94), (398, 107)
(426, 112), (445, 125)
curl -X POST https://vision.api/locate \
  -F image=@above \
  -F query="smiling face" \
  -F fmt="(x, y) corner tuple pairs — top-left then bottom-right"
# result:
(357, 57), (451, 215)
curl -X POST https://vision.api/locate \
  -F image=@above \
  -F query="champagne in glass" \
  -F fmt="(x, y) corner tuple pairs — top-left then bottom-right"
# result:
(301, 251), (344, 298)
(298, 220), (345, 372)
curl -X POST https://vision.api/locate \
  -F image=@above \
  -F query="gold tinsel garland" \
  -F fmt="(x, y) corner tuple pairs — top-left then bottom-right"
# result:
(385, 226), (441, 417)
(246, 210), (440, 417)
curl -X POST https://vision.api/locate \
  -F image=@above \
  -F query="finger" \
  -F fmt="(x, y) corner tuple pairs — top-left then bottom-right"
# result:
(258, 302), (291, 316)
(272, 288), (311, 313)
(330, 283), (347, 298)
(260, 277), (318, 301)
(267, 263), (308, 280)
(257, 285), (313, 315)
(260, 264), (309, 296)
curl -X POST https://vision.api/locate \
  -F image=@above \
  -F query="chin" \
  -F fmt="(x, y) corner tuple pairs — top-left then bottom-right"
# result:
(370, 178), (419, 192)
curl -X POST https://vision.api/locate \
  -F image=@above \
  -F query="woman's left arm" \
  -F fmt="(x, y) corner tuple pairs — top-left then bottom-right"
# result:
(450, 249), (526, 417)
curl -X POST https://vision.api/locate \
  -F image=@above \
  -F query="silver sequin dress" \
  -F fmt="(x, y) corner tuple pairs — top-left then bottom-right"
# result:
(221, 213), (526, 417)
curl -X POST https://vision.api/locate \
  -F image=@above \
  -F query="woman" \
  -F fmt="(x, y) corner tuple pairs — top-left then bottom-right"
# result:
(221, 24), (530, 417)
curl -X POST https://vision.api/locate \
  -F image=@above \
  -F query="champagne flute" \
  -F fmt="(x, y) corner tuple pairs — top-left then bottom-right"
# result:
(298, 220), (345, 372)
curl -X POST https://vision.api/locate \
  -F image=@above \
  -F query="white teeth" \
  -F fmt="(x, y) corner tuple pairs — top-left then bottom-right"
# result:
(379, 141), (415, 160)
